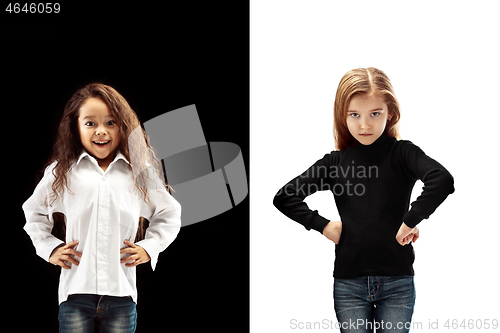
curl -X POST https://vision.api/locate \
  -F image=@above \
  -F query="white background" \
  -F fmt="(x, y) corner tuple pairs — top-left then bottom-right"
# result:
(250, 1), (500, 332)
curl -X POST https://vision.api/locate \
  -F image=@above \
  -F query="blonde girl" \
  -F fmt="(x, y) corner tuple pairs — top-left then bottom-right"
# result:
(274, 68), (454, 333)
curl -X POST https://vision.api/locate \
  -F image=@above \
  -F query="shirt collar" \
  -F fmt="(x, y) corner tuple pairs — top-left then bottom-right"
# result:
(76, 150), (130, 167)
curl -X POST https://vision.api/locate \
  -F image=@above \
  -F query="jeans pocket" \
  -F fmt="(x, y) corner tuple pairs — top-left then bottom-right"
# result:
(381, 276), (415, 308)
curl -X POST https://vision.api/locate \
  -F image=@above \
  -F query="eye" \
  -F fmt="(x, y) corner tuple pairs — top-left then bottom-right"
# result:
(349, 113), (359, 118)
(371, 112), (380, 117)
(85, 121), (95, 126)
(106, 120), (115, 126)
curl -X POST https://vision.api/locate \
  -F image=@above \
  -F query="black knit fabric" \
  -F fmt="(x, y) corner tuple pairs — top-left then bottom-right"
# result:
(273, 134), (454, 278)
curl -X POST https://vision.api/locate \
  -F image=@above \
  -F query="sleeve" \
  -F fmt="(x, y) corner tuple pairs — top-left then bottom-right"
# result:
(22, 163), (65, 262)
(399, 141), (455, 228)
(136, 173), (181, 270)
(273, 152), (338, 233)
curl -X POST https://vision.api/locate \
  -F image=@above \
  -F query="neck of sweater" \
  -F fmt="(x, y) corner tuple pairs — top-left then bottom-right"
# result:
(350, 133), (393, 152)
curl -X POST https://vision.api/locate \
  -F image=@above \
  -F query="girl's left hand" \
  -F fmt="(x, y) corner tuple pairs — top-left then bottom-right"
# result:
(120, 240), (151, 267)
(395, 222), (419, 246)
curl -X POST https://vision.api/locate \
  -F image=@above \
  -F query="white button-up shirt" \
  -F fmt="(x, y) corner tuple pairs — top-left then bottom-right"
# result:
(22, 151), (181, 304)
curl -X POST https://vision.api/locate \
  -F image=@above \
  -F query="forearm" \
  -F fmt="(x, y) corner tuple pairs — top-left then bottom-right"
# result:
(273, 153), (336, 233)
(402, 143), (455, 228)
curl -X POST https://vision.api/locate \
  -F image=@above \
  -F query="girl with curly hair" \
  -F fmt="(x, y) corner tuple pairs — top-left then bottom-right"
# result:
(23, 83), (181, 333)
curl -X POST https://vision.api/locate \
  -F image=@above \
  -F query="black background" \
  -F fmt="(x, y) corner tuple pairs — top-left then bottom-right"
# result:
(3, 2), (249, 332)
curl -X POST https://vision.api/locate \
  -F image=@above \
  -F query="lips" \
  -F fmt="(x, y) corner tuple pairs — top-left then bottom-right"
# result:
(93, 140), (110, 146)
(359, 133), (372, 136)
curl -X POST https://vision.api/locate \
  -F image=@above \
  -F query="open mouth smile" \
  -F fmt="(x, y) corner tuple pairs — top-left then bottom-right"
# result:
(93, 140), (110, 146)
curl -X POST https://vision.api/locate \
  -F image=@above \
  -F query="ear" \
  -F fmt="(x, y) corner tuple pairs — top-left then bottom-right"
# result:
(387, 111), (393, 122)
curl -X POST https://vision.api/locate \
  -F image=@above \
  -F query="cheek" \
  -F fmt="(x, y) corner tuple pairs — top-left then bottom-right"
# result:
(345, 118), (356, 131)
(375, 117), (388, 132)
(111, 130), (122, 146)
(78, 126), (91, 142)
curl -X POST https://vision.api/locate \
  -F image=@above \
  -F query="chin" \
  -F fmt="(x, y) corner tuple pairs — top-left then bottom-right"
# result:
(357, 138), (373, 145)
(95, 153), (111, 160)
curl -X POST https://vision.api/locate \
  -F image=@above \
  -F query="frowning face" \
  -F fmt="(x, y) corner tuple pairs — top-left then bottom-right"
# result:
(346, 93), (391, 146)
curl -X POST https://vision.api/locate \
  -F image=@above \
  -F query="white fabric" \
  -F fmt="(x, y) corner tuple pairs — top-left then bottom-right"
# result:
(22, 151), (181, 304)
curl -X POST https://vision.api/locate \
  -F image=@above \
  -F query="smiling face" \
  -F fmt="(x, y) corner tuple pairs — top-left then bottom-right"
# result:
(346, 93), (391, 146)
(78, 97), (121, 169)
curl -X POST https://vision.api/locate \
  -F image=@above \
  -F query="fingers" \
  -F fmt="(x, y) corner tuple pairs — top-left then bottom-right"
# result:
(120, 240), (150, 267)
(120, 248), (142, 264)
(121, 253), (143, 267)
(124, 256), (145, 267)
(125, 261), (140, 267)
(120, 241), (139, 265)
(61, 245), (82, 257)
(121, 255), (140, 266)
(64, 256), (80, 267)
(65, 249), (83, 257)
(397, 234), (410, 246)
(121, 253), (138, 261)
(396, 235), (406, 246)
(120, 247), (135, 254)
(64, 240), (79, 249)
(412, 228), (419, 243)
(397, 230), (418, 246)
(50, 240), (82, 269)
(123, 240), (136, 247)
(57, 251), (81, 268)
(60, 261), (72, 270)
(53, 257), (77, 269)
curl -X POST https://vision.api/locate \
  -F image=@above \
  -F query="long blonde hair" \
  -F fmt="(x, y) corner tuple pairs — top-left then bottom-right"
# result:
(333, 67), (401, 150)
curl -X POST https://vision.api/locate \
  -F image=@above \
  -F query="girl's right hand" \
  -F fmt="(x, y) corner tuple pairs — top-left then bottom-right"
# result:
(49, 240), (82, 269)
(323, 221), (342, 244)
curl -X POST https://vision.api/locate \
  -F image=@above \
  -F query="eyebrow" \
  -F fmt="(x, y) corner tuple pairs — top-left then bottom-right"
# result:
(347, 108), (384, 113)
(81, 115), (115, 120)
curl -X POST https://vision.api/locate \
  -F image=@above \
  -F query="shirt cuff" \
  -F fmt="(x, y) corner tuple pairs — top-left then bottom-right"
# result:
(135, 238), (160, 271)
(309, 215), (330, 234)
(402, 210), (423, 229)
(40, 238), (66, 262)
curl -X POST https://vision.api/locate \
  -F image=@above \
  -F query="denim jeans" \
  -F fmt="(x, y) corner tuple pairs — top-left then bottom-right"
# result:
(334, 276), (415, 333)
(59, 294), (137, 333)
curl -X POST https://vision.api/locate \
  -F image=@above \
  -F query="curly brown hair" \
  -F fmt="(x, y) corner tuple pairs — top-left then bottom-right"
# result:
(45, 83), (166, 241)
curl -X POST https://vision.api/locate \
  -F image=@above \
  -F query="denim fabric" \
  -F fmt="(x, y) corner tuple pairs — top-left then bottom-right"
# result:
(59, 294), (137, 333)
(334, 276), (415, 333)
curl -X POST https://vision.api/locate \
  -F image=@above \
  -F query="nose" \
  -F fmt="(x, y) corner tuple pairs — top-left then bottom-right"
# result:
(96, 124), (107, 136)
(360, 116), (370, 129)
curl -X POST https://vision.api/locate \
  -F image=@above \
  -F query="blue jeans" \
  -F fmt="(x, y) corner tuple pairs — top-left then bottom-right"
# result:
(334, 276), (415, 333)
(59, 294), (137, 333)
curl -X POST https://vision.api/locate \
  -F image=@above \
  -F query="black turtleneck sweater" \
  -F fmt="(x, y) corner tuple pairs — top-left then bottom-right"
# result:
(273, 134), (455, 278)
